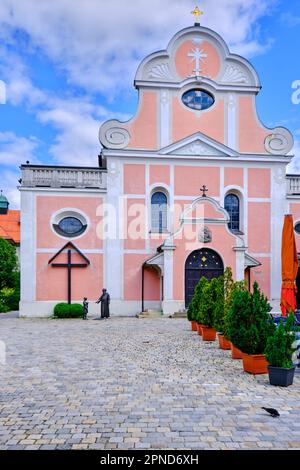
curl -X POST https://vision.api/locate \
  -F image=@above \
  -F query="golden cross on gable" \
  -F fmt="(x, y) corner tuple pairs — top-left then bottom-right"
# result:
(191, 6), (204, 23)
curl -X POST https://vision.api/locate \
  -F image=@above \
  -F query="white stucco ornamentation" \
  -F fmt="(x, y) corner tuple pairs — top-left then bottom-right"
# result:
(148, 63), (173, 80)
(175, 141), (223, 156)
(198, 226), (212, 243)
(135, 26), (261, 88)
(107, 160), (121, 179)
(221, 64), (248, 84)
(99, 120), (130, 149)
(188, 47), (207, 76)
(264, 128), (294, 155)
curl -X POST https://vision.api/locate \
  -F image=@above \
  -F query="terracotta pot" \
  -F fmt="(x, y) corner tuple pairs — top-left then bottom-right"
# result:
(218, 334), (231, 350)
(231, 344), (243, 360)
(201, 326), (216, 341)
(191, 320), (198, 332)
(242, 353), (269, 374)
(196, 323), (203, 336)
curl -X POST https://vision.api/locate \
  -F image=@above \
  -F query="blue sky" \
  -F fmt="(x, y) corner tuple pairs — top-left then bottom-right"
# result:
(0, 0), (299, 208)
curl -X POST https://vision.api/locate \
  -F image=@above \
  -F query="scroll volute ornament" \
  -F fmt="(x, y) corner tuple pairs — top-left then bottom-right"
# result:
(264, 128), (294, 155)
(99, 120), (130, 149)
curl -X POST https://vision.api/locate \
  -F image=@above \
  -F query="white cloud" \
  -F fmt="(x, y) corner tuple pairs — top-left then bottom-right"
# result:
(287, 137), (300, 174)
(0, 169), (20, 208)
(0, 131), (40, 166)
(0, 0), (278, 94)
(37, 102), (101, 166)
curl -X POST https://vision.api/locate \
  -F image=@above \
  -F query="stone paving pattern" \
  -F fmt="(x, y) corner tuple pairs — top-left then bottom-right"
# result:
(0, 316), (300, 450)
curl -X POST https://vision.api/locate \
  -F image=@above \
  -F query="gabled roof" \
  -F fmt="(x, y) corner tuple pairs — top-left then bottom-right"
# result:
(0, 210), (20, 244)
(245, 253), (261, 268)
(159, 132), (240, 157)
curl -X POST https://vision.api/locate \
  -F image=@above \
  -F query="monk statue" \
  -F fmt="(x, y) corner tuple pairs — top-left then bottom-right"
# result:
(96, 288), (110, 319)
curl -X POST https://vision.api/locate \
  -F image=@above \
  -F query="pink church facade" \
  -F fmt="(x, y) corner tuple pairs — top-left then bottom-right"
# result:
(20, 24), (300, 317)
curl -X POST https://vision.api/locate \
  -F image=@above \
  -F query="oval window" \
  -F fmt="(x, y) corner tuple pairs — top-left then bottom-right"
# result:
(295, 222), (300, 234)
(54, 217), (87, 237)
(182, 89), (215, 111)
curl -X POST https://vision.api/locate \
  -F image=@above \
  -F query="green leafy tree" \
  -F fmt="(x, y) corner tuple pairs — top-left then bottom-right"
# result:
(0, 238), (20, 312)
(188, 276), (209, 323)
(265, 312), (296, 368)
(0, 238), (18, 289)
(227, 281), (275, 354)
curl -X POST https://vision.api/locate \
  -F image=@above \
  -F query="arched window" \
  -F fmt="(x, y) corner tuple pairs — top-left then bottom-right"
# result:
(225, 193), (240, 232)
(151, 191), (168, 233)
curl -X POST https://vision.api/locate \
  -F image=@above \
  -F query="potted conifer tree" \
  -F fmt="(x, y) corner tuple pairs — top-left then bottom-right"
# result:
(212, 275), (229, 349)
(187, 300), (197, 331)
(199, 278), (217, 341)
(193, 276), (209, 336)
(265, 312), (296, 387)
(225, 280), (246, 358)
(227, 281), (275, 374)
(214, 268), (235, 350)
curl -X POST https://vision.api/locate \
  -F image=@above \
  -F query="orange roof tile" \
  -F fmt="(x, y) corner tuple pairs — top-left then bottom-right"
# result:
(0, 210), (20, 244)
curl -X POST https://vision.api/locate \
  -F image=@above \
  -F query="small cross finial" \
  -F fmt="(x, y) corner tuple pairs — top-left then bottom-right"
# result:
(191, 6), (204, 25)
(200, 185), (208, 197)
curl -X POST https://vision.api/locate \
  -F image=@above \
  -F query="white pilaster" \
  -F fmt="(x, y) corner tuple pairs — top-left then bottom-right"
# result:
(160, 89), (171, 148)
(161, 245), (175, 315)
(271, 164), (289, 309)
(234, 248), (246, 281)
(20, 190), (36, 304)
(227, 93), (237, 150)
(105, 157), (123, 302)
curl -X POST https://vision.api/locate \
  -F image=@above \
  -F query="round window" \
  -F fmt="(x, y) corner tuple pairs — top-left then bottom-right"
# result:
(54, 217), (87, 237)
(182, 89), (215, 111)
(295, 222), (300, 234)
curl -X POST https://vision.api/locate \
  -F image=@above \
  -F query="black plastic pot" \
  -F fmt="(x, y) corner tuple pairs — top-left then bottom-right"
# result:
(268, 366), (295, 387)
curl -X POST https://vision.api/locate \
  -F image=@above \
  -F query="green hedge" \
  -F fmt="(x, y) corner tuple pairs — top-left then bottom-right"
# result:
(53, 303), (83, 318)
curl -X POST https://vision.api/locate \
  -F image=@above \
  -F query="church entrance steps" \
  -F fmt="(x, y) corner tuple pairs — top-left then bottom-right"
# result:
(172, 310), (187, 318)
(138, 310), (163, 318)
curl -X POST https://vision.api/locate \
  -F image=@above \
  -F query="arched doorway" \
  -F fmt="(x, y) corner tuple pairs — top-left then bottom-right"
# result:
(185, 248), (224, 308)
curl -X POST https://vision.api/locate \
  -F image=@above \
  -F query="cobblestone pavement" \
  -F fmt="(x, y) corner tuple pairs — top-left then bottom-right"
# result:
(0, 317), (300, 450)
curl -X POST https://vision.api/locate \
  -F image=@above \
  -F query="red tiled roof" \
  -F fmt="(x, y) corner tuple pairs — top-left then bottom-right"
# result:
(0, 210), (20, 244)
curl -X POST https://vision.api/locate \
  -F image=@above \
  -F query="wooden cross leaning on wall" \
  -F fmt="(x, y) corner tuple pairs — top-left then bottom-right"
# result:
(48, 242), (90, 304)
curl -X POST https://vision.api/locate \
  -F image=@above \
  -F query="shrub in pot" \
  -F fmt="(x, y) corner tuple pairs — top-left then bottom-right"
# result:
(187, 299), (197, 331)
(199, 278), (218, 341)
(265, 312), (296, 386)
(227, 281), (275, 373)
(192, 276), (209, 335)
(212, 275), (230, 349)
(54, 303), (83, 319)
(213, 268), (234, 350)
(225, 280), (246, 358)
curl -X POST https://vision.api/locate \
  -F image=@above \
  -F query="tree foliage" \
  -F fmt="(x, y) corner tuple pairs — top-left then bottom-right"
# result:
(199, 278), (219, 327)
(187, 276), (209, 322)
(265, 312), (296, 368)
(0, 238), (20, 312)
(212, 275), (225, 332)
(0, 238), (18, 289)
(227, 281), (274, 354)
